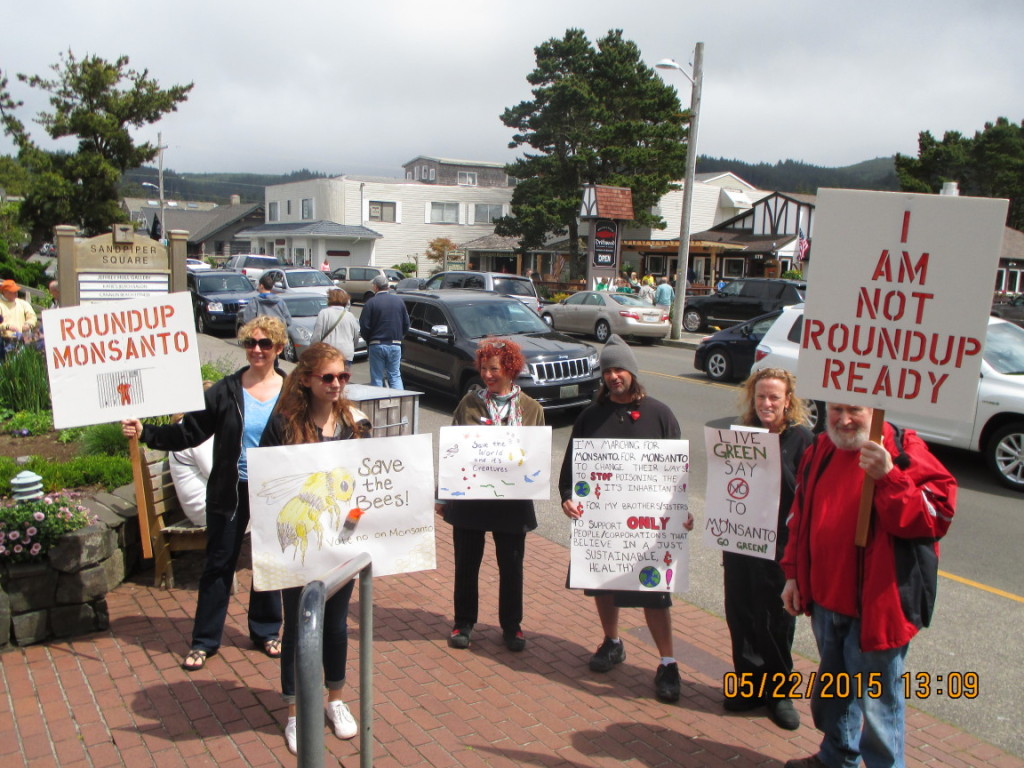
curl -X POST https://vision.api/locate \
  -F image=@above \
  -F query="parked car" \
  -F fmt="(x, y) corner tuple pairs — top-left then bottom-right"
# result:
(421, 271), (541, 313)
(681, 277), (806, 333)
(383, 268), (406, 287)
(398, 289), (600, 411)
(264, 266), (337, 297)
(752, 304), (1024, 491)
(541, 291), (670, 344)
(693, 309), (781, 382)
(992, 295), (1024, 328)
(277, 292), (367, 362)
(187, 270), (257, 335)
(185, 258), (211, 272)
(395, 277), (425, 292)
(223, 253), (288, 285)
(329, 265), (392, 303)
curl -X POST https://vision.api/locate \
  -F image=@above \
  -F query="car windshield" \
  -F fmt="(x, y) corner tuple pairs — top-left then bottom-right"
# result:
(198, 274), (253, 293)
(609, 294), (648, 307)
(450, 300), (550, 338)
(283, 296), (327, 317)
(493, 277), (536, 298)
(288, 271), (333, 287)
(983, 321), (1024, 374)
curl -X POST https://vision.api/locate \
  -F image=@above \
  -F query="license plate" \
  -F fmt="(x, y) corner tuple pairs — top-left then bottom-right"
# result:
(643, 315), (660, 323)
(559, 384), (579, 399)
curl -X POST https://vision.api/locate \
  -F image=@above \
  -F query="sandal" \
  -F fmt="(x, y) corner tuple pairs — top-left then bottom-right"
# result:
(181, 649), (209, 671)
(260, 638), (282, 658)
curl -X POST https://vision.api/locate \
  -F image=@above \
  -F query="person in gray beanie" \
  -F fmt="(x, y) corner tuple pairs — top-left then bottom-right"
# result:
(558, 334), (694, 703)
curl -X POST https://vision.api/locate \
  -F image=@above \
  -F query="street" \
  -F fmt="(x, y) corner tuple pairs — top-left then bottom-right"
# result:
(198, 328), (1023, 758)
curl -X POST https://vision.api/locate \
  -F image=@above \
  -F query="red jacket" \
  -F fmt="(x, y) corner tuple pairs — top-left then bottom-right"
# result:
(780, 424), (956, 651)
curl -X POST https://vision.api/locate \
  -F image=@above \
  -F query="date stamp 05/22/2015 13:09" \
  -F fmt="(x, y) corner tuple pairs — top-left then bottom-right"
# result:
(723, 671), (979, 700)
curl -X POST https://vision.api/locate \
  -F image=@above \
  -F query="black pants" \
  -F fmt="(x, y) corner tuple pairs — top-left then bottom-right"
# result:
(723, 551), (795, 697)
(452, 527), (525, 633)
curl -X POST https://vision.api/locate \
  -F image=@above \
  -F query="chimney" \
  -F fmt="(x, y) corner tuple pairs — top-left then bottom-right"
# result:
(230, 194), (241, 205)
(940, 181), (959, 196)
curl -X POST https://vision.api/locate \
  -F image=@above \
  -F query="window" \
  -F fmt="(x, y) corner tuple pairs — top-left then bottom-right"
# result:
(369, 201), (396, 223)
(301, 198), (313, 219)
(286, 200), (292, 216)
(268, 201), (279, 222)
(429, 168), (436, 181)
(458, 172), (478, 186)
(430, 202), (459, 224)
(474, 203), (503, 224)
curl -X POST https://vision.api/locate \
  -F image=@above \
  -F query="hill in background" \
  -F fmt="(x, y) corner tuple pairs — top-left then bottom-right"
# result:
(120, 156), (899, 204)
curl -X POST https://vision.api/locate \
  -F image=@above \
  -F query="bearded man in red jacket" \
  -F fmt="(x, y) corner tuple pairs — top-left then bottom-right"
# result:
(780, 403), (956, 768)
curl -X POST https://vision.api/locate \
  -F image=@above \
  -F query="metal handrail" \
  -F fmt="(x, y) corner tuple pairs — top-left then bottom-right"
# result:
(296, 553), (373, 768)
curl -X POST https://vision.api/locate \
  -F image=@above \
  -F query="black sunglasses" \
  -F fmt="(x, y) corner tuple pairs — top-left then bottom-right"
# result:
(242, 338), (275, 350)
(315, 372), (351, 384)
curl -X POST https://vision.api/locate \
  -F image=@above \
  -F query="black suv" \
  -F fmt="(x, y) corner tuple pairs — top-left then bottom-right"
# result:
(398, 290), (601, 411)
(187, 270), (257, 334)
(681, 278), (806, 333)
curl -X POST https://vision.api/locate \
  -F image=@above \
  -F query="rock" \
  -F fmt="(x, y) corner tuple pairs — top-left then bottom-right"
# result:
(50, 604), (98, 637)
(48, 525), (116, 573)
(4, 563), (57, 612)
(12, 609), (49, 645)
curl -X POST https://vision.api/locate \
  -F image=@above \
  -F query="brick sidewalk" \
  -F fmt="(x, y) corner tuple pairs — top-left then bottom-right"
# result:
(2, 524), (1020, 767)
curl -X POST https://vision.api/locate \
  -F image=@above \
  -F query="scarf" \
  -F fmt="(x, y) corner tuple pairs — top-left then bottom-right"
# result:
(477, 384), (523, 426)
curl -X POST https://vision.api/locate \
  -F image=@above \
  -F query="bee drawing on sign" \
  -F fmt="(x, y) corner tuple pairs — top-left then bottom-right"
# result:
(257, 468), (357, 564)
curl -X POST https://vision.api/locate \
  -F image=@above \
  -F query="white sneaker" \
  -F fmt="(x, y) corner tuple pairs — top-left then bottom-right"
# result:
(327, 699), (358, 740)
(284, 717), (297, 754)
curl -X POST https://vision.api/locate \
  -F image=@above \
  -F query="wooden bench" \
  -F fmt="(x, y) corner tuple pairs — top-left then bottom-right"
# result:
(132, 444), (208, 589)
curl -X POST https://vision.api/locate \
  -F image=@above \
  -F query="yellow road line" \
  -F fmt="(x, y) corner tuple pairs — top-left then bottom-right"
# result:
(939, 570), (1024, 603)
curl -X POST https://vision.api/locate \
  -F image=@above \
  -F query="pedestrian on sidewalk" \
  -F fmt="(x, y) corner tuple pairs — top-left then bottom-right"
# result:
(258, 342), (372, 754)
(653, 276), (674, 310)
(722, 369), (813, 730)
(359, 275), (409, 389)
(558, 335), (694, 703)
(780, 403), (957, 768)
(436, 338), (544, 653)
(313, 288), (361, 366)
(121, 316), (286, 671)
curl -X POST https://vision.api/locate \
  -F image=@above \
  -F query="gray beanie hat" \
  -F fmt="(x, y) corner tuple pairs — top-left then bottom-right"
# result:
(600, 334), (639, 377)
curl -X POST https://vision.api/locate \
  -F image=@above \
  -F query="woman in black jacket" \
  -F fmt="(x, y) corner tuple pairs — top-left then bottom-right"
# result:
(121, 316), (287, 671)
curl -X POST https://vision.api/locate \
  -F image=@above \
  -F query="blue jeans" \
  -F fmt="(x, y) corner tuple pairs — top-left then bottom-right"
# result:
(368, 343), (403, 389)
(810, 607), (908, 768)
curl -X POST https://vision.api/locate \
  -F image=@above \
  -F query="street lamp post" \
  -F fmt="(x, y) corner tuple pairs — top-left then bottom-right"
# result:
(656, 42), (704, 340)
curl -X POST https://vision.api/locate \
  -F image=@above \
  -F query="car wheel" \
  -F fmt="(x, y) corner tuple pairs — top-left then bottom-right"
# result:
(462, 375), (485, 398)
(805, 399), (826, 433)
(541, 313), (554, 327)
(985, 422), (1024, 492)
(283, 341), (298, 362)
(682, 309), (704, 333)
(196, 311), (206, 335)
(705, 349), (732, 381)
(594, 320), (612, 343)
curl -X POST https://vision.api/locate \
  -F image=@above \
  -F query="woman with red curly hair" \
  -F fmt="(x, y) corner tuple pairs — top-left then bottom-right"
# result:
(434, 338), (544, 652)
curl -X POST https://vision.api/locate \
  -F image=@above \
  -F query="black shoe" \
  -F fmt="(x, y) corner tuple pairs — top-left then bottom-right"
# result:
(447, 625), (472, 649)
(654, 662), (681, 702)
(784, 755), (828, 768)
(588, 637), (626, 672)
(503, 629), (526, 652)
(768, 697), (801, 730)
(723, 695), (764, 712)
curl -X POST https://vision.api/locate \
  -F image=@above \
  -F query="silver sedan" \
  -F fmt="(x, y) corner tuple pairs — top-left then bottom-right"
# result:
(541, 291), (670, 344)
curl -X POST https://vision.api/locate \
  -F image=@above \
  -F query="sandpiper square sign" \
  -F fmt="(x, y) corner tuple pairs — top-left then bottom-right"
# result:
(796, 189), (1008, 419)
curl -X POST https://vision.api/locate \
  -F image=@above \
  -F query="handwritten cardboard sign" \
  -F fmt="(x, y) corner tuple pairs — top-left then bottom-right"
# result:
(703, 427), (781, 560)
(568, 438), (689, 592)
(42, 292), (204, 429)
(248, 434), (436, 590)
(797, 189), (1007, 417)
(437, 425), (552, 500)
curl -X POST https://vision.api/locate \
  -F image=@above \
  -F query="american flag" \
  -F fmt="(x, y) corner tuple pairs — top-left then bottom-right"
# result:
(796, 229), (809, 263)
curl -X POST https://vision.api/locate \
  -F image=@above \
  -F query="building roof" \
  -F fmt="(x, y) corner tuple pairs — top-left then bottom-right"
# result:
(188, 202), (263, 242)
(403, 155), (506, 169)
(234, 220), (383, 239)
(458, 233), (567, 253)
(691, 229), (797, 253)
(1002, 226), (1024, 261)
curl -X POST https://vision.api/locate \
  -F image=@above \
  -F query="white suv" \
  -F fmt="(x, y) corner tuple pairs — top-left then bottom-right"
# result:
(753, 304), (1024, 491)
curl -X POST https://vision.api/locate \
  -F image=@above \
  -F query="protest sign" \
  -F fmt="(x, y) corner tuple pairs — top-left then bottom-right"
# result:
(42, 292), (203, 429)
(437, 425), (552, 500)
(797, 189), (1008, 418)
(568, 438), (689, 592)
(248, 433), (436, 591)
(703, 426), (781, 560)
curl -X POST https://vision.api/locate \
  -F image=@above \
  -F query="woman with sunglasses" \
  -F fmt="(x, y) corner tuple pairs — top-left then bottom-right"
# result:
(121, 316), (287, 671)
(435, 338), (544, 652)
(259, 342), (371, 753)
(723, 368), (813, 729)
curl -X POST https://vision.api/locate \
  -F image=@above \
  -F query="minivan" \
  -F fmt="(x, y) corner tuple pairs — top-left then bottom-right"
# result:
(422, 271), (541, 313)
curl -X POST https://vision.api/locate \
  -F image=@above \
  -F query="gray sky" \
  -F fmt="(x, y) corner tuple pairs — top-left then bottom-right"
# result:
(2, 0), (1022, 180)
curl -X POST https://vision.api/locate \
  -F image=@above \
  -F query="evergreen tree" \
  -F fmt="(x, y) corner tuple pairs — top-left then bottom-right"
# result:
(0, 52), (192, 251)
(497, 29), (689, 275)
